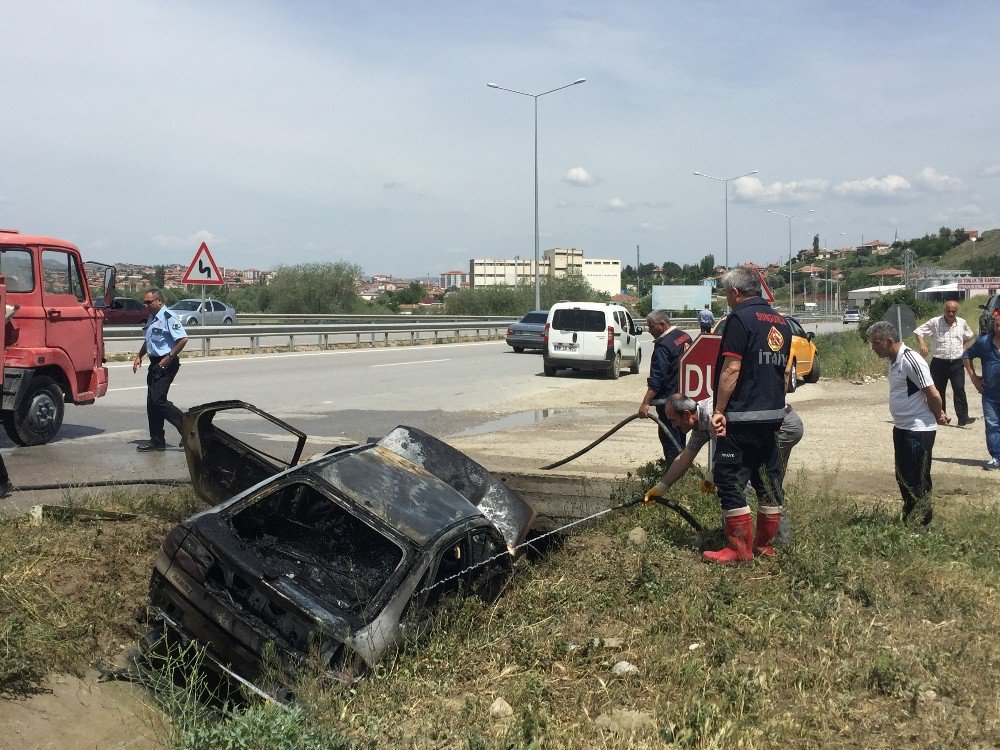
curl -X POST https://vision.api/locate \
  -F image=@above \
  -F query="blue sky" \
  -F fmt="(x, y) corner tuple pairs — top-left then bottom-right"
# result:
(2, 1), (998, 276)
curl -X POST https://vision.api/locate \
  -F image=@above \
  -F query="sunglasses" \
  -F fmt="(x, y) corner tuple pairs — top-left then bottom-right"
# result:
(143, 300), (155, 306)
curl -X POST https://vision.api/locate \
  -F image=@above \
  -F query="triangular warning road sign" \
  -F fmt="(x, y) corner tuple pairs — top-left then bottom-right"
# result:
(182, 242), (224, 286)
(756, 269), (775, 303)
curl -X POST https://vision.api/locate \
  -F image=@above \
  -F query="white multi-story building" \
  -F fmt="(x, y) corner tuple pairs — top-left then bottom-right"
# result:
(469, 248), (620, 296)
(439, 270), (470, 289)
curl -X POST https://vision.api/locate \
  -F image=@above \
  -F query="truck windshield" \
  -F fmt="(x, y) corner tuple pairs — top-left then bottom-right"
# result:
(0, 249), (35, 293)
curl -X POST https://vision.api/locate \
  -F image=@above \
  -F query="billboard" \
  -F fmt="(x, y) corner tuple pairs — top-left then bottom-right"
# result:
(651, 285), (712, 312)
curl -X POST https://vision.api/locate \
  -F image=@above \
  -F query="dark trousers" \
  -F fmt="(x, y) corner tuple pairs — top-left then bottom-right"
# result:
(929, 357), (968, 421)
(655, 403), (685, 466)
(714, 422), (784, 513)
(893, 427), (935, 526)
(146, 356), (183, 446)
(0, 454), (8, 485)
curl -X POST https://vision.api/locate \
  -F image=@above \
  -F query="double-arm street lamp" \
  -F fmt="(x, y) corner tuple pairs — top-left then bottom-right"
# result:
(488, 78), (586, 310)
(693, 169), (758, 270)
(766, 208), (814, 315)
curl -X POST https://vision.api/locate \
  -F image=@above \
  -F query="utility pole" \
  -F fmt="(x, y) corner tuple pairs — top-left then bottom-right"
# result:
(636, 245), (641, 297)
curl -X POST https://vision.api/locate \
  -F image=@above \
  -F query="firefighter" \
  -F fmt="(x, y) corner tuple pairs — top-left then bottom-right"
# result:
(705, 267), (791, 564)
(637, 310), (691, 466)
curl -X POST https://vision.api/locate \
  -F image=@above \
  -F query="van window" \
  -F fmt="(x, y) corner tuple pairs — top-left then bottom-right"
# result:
(552, 308), (606, 332)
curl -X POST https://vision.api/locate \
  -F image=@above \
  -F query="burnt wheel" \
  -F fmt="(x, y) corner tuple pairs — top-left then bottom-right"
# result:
(3, 375), (65, 446)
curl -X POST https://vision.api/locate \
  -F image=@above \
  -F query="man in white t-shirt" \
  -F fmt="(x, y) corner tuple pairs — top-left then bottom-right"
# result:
(868, 321), (948, 526)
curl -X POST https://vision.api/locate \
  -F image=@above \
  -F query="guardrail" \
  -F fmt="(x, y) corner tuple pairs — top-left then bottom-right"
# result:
(103, 321), (519, 356)
(102, 314), (847, 357)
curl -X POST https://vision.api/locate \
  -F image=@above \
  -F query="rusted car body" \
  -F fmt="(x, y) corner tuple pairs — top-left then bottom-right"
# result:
(148, 401), (535, 692)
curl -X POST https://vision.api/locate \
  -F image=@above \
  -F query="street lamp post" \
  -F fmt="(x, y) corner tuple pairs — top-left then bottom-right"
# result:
(487, 78), (587, 310)
(766, 208), (814, 315)
(693, 169), (758, 270)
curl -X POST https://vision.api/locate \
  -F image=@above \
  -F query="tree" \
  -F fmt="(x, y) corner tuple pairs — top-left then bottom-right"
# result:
(660, 261), (682, 280)
(264, 262), (365, 314)
(812, 234), (820, 252)
(698, 254), (715, 278)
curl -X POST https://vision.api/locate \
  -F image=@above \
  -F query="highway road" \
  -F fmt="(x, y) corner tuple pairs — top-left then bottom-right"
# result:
(0, 320), (854, 512)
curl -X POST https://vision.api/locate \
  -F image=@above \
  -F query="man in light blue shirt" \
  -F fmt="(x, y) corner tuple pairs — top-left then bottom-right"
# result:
(133, 289), (189, 451)
(697, 304), (715, 333)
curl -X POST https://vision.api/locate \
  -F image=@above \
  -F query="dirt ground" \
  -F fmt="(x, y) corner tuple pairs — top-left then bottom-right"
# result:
(1, 372), (996, 750)
(447, 370), (1000, 504)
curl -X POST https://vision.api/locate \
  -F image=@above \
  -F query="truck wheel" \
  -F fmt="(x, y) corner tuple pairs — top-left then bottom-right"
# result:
(3, 376), (65, 446)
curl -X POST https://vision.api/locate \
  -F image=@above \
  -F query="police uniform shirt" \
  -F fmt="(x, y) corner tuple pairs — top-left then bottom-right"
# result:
(144, 306), (187, 357)
(887, 343), (936, 431)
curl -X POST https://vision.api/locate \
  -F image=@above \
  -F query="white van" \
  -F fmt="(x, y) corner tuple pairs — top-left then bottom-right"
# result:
(543, 302), (643, 379)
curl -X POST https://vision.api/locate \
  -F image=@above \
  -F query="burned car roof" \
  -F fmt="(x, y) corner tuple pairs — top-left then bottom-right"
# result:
(303, 446), (490, 546)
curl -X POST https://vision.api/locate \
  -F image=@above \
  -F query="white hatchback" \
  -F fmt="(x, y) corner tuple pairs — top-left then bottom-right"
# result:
(542, 302), (643, 379)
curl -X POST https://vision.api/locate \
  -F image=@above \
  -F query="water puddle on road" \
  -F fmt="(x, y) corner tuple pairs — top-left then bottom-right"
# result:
(449, 409), (585, 438)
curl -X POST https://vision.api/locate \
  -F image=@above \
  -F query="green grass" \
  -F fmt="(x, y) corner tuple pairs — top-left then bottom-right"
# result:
(2, 477), (998, 748)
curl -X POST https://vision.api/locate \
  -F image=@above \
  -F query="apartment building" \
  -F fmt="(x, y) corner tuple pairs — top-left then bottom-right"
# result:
(469, 247), (621, 296)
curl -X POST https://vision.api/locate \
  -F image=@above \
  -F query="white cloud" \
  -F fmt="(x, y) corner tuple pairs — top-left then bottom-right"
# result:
(639, 221), (668, 232)
(833, 174), (911, 198)
(732, 176), (828, 204)
(932, 204), (984, 222)
(382, 181), (404, 190)
(607, 197), (630, 211)
(152, 230), (219, 250)
(914, 167), (963, 192)
(563, 167), (598, 187)
(980, 164), (1000, 178)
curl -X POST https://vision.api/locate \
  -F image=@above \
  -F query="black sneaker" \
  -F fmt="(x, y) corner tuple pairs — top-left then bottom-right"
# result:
(958, 417), (977, 426)
(137, 442), (166, 452)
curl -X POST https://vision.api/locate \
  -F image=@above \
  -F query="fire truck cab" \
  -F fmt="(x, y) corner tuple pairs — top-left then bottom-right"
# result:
(0, 229), (110, 445)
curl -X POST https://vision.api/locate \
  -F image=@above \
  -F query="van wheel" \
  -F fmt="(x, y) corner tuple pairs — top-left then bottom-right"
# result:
(607, 352), (622, 380)
(543, 364), (558, 377)
(513, 346), (525, 353)
(787, 360), (798, 393)
(630, 348), (642, 374)
(3, 376), (65, 446)
(804, 355), (820, 383)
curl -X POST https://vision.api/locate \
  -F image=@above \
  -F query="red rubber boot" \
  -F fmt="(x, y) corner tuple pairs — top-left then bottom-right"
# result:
(754, 508), (782, 557)
(702, 512), (754, 564)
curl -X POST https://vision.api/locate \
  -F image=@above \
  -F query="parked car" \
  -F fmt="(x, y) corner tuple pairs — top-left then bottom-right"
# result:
(102, 296), (147, 325)
(978, 293), (1000, 335)
(506, 310), (548, 352)
(147, 401), (536, 694)
(842, 307), (861, 325)
(712, 314), (819, 392)
(543, 302), (643, 379)
(171, 298), (237, 326)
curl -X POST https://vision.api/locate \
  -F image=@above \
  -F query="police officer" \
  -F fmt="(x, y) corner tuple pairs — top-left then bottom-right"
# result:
(133, 289), (189, 451)
(706, 267), (791, 564)
(637, 310), (691, 465)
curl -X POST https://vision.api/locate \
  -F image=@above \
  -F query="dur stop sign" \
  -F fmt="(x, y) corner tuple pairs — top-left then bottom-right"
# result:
(680, 334), (722, 401)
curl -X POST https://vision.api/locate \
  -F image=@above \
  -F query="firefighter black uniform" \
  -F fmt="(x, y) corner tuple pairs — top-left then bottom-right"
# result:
(708, 297), (791, 564)
(648, 326), (692, 463)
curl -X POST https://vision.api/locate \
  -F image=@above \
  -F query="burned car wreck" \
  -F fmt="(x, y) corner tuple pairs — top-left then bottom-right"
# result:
(148, 401), (536, 693)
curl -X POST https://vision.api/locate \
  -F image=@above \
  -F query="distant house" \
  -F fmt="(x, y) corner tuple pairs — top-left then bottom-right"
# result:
(858, 240), (891, 255)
